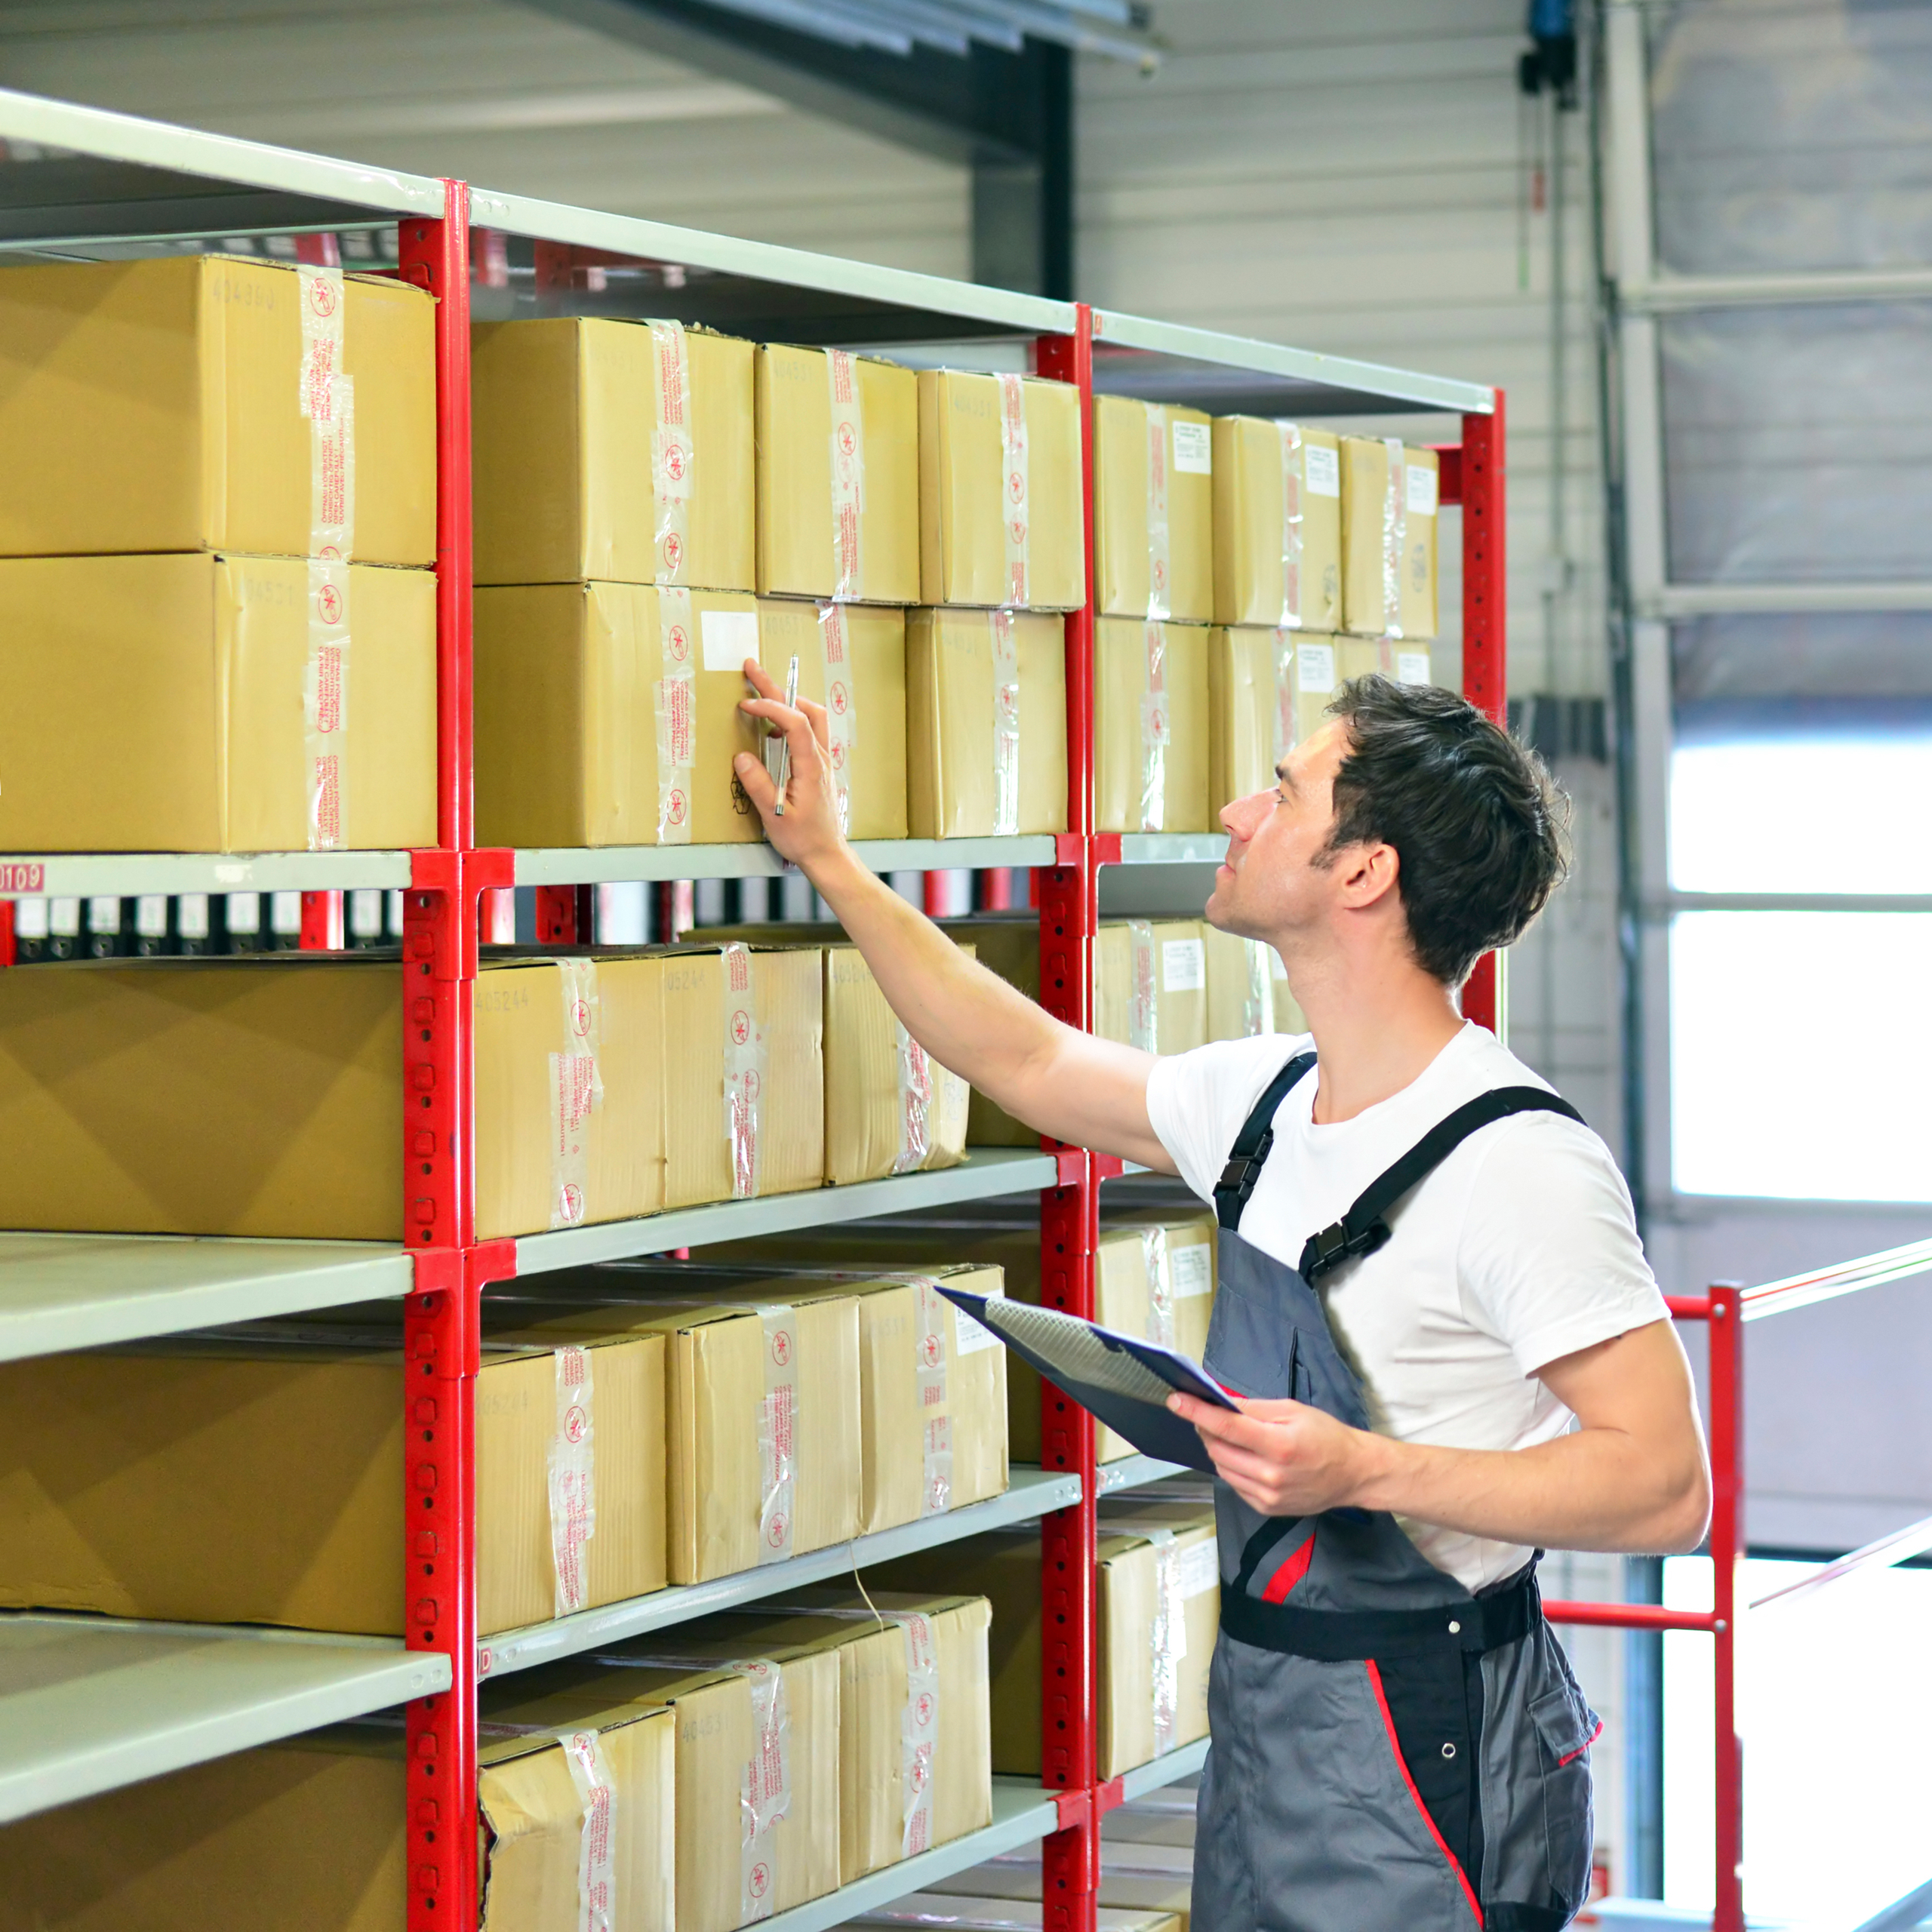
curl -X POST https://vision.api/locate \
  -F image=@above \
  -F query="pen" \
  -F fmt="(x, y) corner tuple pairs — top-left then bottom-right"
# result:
(771, 654), (800, 815)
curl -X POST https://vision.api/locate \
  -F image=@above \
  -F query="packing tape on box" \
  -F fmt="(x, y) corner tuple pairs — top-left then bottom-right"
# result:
(990, 610), (1022, 837)
(1145, 403), (1172, 621)
(998, 373), (1031, 608)
(1140, 1225), (1176, 1349)
(912, 1277), (955, 1518)
(1147, 1530), (1188, 1758)
(1128, 918), (1158, 1053)
(828, 349), (865, 601)
(1140, 621), (1170, 833)
(896, 1609), (941, 1858)
(737, 1657), (792, 1922)
(655, 589), (696, 844)
(894, 1022), (936, 1175)
(549, 1345), (597, 1618)
(1278, 420), (1305, 629)
(722, 942), (766, 1199)
(755, 1303), (798, 1565)
(1381, 435), (1407, 639)
(305, 560), (349, 852)
(299, 266), (354, 854)
(561, 1726), (617, 1932)
(549, 958), (604, 1229)
(817, 601), (857, 837)
(648, 319), (694, 583)
(1244, 937), (1273, 1038)
(1272, 628), (1297, 764)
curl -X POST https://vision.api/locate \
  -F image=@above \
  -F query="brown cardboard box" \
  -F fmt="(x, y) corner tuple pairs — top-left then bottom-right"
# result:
(1095, 920), (1208, 1056)
(1283, 632), (1342, 745)
(1211, 417), (1342, 630)
(0, 1324), (666, 1636)
(0, 552), (435, 853)
(0, 255), (434, 565)
(485, 1644), (838, 1932)
(755, 597), (908, 841)
(918, 369), (1085, 612)
(906, 608), (1067, 838)
(1203, 926), (1305, 1041)
(705, 1590), (993, 1884)
(1336, 632), (1437, 689)
(473, 317), (754, 591)
(1208, 623), (1283, 816)
(935, 915), (1044, 1146)
(1340, 437), (1440, 640)
(660, 943), (823, 1207)
(475, 952), (666, 1239)
(1096, 618), (1210, 835)
(1094, 396), (1213, 623)
(757, 345), (918, 604)
(474, 581), (763, 849)
(853, 1899), (1184, 1931)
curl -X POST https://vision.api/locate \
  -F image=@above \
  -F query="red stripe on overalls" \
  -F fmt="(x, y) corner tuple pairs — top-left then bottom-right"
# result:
(1260, 1534), (1315, 1603)
(1364, 1658), (1484, 1927)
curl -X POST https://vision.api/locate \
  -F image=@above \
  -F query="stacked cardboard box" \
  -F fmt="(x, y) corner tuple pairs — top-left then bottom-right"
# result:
(0, 256), (438, 853)
(1202, 925), (1306, 1041)
(1096, 618), (1211, 835)
(1339, 435), (1440, 643)
(1211, 417), (1342, 633)
(1095, 918), (1208, 1057)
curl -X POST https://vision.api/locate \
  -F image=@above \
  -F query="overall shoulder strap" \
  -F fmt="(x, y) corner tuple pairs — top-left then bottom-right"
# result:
(1299, 1086), (1585, 1283)
(1214, 1050), (1318, 1231)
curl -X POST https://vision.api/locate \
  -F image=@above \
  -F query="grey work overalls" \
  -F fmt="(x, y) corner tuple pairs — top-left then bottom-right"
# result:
(1193, 1051), (1602, 1932)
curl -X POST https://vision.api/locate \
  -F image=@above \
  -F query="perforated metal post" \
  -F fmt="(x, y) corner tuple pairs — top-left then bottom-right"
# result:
(1456, 395), (1507, 1035)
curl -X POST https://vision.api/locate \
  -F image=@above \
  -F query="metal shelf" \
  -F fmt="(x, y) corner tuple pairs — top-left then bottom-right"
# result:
(0, 851), (414, 900)
(478, 1467), (1082, 1678)
(1112, 1737), (1211, 1805)
(512, 1147), (1060, 1276)
(1109, 834), (1226, 867)
(0, 1235), (411, 1365)
(1094, 1454), (1192, 1497)
(514, 836), (1059, 888)
(757, 1779), (1060, 1932)
(0, 1614), (450, 1825)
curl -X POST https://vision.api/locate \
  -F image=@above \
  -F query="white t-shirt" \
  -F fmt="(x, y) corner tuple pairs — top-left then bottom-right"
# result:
(1146, 1022), (1670, 1590)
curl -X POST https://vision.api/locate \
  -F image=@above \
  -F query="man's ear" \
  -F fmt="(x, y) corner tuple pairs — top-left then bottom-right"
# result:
(1335, 840), (1401, 910)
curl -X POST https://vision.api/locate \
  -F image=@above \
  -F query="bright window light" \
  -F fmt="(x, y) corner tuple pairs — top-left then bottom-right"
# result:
(1672, 735), (1932, 894)
(1670, 910), (1932, 1201)
(1663, 1555), (1932, 1924)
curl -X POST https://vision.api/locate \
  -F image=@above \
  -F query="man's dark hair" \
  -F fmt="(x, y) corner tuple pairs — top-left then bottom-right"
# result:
(1319, 674), (1570, 986)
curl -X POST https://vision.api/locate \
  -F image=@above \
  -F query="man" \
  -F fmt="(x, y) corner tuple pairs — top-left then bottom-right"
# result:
(734, 663), (1709, 1932)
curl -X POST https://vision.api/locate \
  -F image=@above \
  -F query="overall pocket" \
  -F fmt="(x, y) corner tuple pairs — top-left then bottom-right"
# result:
(1527, 1680), (1599, 1917)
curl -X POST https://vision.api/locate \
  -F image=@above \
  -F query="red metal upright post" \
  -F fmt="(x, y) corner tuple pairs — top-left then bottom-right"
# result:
(1033, 308), (1102, 1932)
(1457, 394), (1507, 1035)
(1708, 1281), (1745, 1932)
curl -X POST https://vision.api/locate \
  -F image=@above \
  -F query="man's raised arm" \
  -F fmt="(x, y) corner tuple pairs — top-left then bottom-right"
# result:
(734, 660), (1175, 1174)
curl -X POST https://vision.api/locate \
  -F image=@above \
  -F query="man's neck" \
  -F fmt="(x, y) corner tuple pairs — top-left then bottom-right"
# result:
(1294, 958), (1466, 1126)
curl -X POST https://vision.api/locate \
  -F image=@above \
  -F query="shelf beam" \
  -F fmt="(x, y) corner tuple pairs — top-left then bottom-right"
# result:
(0, 851), (413, 900)
(513, 835), (1058, 887)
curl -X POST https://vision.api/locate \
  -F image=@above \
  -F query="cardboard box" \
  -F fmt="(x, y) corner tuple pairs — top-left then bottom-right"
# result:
(706, 1590), (993, 1884)
(660, 943), (823, 1207)
(0, 1324), (666, 1636)
(1095, 920), (1208, 1056)
(1096, 618), (1210, 834)
(906, 608), (1067, 838)
(1094, 396), (1212, 623)
(485, 1644), (838, 1932)
(1208, 624), (1284, 815)
(1211, 417), (1342, 630)
(473, 317), (754, 591)
(1336, 632), (1437, 689)
(935, 915), (1044, 1147)
(1340, 438), (1439, 641)
(0, 255), (434, 565)
(0, 552), (435, 854)
(474, 581), (763, 849)
(918, 369), (1084, 611)
(755, 597), (908, 841)
(757, 344), (918, 605)
(852, 1899), (1184, 1931)
(1203, 926), (1305, 1041)
(474, 952), (666, 1238)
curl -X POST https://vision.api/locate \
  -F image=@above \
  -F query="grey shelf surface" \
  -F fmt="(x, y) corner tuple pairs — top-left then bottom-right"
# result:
(0, 1235), (411, 1364)
(0, 1615), (450, 1824)
(515, 836), (1058, 888)
(0, 85), (442, 251)
(1113, 1736), (1211, 1804)
(512, 1148), (1060, 1276)
(0, 851), (414, 900)
(1111, 834), (1227, 868)
(1095, 1454), (1192, 1497)
(758, 1780), (1060, 1932)
(478, 1467), (1082, 1678)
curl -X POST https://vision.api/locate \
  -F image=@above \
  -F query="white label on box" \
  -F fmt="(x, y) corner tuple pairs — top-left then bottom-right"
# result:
(1296, 642), (1336, 694)
(1303, 443), (1340, 497)
(1171, 1243), (1212, 1300)
(1171, 420), (1212, 475)
(1397, 651), (1432, 686)
(955, 1284), (1003, 1355)
(1178, 1539), (1220, 1598)
(1406, 463), (1438, 516)
(700, 608), (760, 673)
(1161, 937), (1205, 992)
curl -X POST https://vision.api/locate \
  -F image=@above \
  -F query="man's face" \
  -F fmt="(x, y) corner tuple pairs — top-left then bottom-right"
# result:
(1205, 718), (1352, 944)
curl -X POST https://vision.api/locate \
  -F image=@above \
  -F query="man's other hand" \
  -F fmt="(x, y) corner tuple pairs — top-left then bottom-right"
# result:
(1168, 1390), (1368, 1518)
(735, 657), (844, 878)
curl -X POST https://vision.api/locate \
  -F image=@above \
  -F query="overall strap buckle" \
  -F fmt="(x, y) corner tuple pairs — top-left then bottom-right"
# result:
(1303, 1215), (1392, 1282)
(1214, 1053), (1318, 1232)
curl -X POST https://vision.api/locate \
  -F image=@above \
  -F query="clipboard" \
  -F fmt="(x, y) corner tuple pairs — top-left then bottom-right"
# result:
(934, 1285), (1239, 1474)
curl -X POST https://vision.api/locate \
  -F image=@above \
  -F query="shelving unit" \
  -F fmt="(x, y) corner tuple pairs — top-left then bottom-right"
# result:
(0, 82), (1505, 1932)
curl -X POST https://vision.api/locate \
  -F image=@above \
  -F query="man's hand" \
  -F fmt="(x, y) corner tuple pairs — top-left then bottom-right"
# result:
(734, 657), (848, 881)
(1168, 1392), (1373, 1518)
